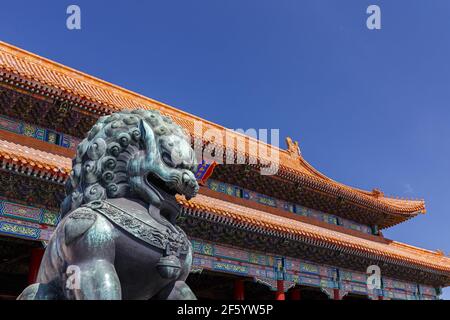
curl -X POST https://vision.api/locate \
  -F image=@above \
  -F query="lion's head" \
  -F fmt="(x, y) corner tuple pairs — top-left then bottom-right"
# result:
(61, 109), (199, 217)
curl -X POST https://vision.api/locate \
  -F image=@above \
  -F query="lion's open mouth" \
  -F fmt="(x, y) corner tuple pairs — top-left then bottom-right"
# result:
(146, 169), (198, 200)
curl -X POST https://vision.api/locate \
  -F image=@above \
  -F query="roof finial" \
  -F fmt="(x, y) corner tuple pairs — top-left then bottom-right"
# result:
(372, 188), (384, 198)
(286, 137), (301, 157)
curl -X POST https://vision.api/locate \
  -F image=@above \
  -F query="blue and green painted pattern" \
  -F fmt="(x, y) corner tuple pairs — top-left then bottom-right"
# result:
(206, 179), (373, 234)
(0, 220), (41, 240)
(0, 114), (80, 150)
(0, 198), (59, 241)
(191, 238), (439, 300)
(0, 198), (59, 226)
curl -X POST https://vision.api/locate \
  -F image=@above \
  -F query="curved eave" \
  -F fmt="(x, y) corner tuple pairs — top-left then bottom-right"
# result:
(0, 40), (426, 219)
(0, 139), (70, 183)
(1, 139), (446, 280)
(177, 194), (450, 277)
(278, 163), (425, 221)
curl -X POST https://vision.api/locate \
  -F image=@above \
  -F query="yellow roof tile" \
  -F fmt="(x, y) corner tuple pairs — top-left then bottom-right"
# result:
(177, 193), (450, 274)
(0, 41), (425, 216)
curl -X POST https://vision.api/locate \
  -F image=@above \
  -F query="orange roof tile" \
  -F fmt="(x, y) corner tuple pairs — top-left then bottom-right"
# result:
(1, 137), (443, 274)
(0, 41), (425, 216)
(0, 139), (70, 181)
(177, 193), (450, 275)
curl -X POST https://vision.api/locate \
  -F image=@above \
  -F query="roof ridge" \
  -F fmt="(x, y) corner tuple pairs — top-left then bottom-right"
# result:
(0, 40), (426, 217)
(0, 41), (288, 157)
(390, 241), (449, 257)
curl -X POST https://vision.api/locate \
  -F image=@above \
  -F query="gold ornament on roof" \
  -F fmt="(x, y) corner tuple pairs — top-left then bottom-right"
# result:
(286, 137), (301, 157)
(372, 188), (384, 198)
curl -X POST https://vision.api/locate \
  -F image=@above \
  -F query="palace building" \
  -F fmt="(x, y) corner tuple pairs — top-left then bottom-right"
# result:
(0, 41), (448, 300)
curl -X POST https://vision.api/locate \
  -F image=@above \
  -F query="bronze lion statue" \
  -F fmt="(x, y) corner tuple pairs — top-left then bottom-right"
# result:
(18, 109), (199, 300)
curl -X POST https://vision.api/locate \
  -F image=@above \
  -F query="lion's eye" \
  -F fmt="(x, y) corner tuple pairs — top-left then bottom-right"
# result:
(162, 153), (174, 167)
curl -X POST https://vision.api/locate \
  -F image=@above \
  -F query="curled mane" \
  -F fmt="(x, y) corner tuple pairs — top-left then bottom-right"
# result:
(61, 109), (193, 217)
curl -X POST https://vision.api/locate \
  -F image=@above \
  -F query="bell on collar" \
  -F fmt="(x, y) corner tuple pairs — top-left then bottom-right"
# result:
(156, 255), (182, 279)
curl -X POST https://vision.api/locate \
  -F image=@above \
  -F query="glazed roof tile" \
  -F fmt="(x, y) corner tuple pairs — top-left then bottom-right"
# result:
(177, 193), (450, 275)
(0, 41), (426, 218)
(0, 139), (70, 181)
(0, 139), (446, 276)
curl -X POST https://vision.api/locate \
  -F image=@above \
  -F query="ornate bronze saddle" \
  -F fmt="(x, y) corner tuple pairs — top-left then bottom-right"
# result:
(83, 200), (190, 256)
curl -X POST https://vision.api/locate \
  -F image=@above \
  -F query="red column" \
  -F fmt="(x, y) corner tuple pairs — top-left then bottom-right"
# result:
(28, 248), (44, 284)
(378, 295), (383, 300)
(290, 288), (301, 300)
(275, 280), (285, 300)
(234, 279), (245, 300)
(333, 288), (341, 300)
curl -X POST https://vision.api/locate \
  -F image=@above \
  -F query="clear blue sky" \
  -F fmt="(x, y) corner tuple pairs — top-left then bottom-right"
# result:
(0, 1), (449, 298)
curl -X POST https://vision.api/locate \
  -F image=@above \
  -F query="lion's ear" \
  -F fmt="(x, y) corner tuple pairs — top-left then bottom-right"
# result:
(138, 119), (146, 138)
(139, 119), (155, 151)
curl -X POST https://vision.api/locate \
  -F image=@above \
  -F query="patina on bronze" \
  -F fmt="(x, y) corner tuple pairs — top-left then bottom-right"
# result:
(17, 109), (199, 300)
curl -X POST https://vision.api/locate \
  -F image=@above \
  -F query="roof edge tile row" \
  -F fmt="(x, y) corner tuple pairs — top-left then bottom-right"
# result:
(0, 137), (447, 277)
(177, 194), (450, 276)
(0, 41), (425, 218)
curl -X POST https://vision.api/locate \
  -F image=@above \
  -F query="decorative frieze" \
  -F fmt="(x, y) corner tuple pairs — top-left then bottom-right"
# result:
(419, 284), (439, 300)
(190, 238), (438, 300)
(0, 114), (81, 150)
(379, 277), (437, 300)
(339, 268), (381, 298)
(205, 179), (373, 234)
(0, 197), (59, 226)
(192, 238), (279, 281)
(0, 85), (96, 139)
(284, 257), (338, 290)
(0, 216), (55, 241)
(0, 170), (64, 210)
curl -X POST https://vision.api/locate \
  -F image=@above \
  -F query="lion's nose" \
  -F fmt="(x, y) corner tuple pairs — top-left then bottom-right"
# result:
(181, 171), (199, 200)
